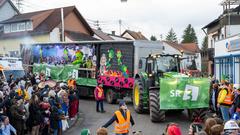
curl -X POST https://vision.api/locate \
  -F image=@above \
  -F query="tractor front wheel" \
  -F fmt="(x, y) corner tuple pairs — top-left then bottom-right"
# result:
(149, 90), (165, 122)
(133, 79), (144, 113)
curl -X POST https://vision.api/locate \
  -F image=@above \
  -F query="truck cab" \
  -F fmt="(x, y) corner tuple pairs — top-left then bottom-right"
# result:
(0, 57), (25, 81)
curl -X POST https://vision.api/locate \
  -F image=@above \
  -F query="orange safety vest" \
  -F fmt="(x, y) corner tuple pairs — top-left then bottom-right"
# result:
(114, 110), (130, 134)
(220, 87), (233, 106)
(97, 87), (104, 98)
(68, 79), (75, 89)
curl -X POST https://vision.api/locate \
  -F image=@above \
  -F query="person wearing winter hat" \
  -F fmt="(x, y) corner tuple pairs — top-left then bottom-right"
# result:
(223, 120), (239, 135)
(80, 128), (91, 135)
(163, 123), (182, 135)
(102, 100), (135, 135)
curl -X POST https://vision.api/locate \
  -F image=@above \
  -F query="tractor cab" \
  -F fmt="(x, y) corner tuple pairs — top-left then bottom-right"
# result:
(145, 54), (181, 87)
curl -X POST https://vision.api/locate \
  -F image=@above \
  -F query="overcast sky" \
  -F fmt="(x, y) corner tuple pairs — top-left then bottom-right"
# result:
(19, 0), (225, 45)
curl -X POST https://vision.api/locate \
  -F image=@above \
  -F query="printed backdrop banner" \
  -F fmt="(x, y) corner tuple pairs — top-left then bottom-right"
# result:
(160, 78), (210, 109)
(33, 64), (79, 82)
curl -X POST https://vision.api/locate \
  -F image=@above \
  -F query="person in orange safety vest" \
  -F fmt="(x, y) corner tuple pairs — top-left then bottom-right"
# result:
(102, 100), (135, 135)
(217, 81), (233, 122)
(94, 84), (105, 113)
(67, 78), (76, 90)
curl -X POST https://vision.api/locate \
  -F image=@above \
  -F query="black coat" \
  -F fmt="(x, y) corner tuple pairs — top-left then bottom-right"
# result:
(209, 88), (219, 111)
(29, 103), (43, 126)
(50, 106), (60, 129)
(233, 94), (240, 111)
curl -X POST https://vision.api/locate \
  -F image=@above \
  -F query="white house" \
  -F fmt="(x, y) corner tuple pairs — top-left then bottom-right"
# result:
(0, 6), (95, 57)
(163, 41), (201, 72)
(203, 1), (240, 83)
(0, 0), (19, 31)
(202, 1), (240, 75)
(214, 34), (240, 84)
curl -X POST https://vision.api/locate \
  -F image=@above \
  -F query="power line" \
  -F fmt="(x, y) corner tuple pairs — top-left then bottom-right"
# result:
(11, 0), (24, 12)
(22, 0), (49, 10)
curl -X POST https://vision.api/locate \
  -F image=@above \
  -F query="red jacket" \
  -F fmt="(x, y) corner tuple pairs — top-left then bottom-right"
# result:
(94, 86), (105, 101)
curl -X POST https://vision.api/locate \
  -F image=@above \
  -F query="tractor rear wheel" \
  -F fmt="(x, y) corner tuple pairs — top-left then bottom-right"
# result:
(106, 89), (117, 104)
(149, 90), (165, 122)
(188, 108), (208, 122)
(133, 79), (144, 113)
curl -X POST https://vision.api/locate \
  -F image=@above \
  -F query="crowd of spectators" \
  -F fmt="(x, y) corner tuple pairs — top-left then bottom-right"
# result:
(0, 73), (79, 135)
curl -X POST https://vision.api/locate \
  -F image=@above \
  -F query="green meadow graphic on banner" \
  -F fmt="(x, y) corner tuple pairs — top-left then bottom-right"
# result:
(33, 64), (79, 82)
(160, 78), (210, 110)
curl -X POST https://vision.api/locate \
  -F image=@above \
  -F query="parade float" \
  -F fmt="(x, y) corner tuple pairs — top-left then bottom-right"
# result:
(21, 40), (163, 103)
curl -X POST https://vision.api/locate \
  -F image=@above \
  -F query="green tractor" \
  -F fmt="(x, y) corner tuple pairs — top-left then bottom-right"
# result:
(133, 54), (210, 122)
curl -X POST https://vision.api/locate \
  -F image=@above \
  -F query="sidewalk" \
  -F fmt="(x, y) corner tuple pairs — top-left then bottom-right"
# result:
(65, 113), (80, 132)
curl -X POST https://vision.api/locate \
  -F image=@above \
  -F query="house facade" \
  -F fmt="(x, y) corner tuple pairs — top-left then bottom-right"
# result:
(93, 29), (128, 41)
(0, 0), (19, 33)
(0, 6), (94, 57)
(214, 34), (240, 84)
(201, 48), (214, 76)
(163, 41), (201, 72)
(202, 2), (240, 76)
(121, 30), (148, 40)
(203, 1), (240, 83)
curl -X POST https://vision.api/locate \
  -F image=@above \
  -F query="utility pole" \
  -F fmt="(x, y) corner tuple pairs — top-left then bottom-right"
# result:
(119, 19), (122, 35)
(3, 46), (6, 57)
(228, 1), (231, 37)
(121, 0), (127, 2)
(61, 8), (65, 42)
(96, 20), (101, 30)
(13, 0), (23, 12)
(160, 34), (163, 41)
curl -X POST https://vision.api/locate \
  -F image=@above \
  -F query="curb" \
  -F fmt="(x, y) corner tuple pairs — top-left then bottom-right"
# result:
(64, 113), (80, 132)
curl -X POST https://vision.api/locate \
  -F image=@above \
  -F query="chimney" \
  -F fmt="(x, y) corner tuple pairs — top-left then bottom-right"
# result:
(112, 31), (115, 35)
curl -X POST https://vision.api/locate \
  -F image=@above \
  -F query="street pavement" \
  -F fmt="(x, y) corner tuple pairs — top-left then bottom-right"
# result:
(64, 98), (191, 135)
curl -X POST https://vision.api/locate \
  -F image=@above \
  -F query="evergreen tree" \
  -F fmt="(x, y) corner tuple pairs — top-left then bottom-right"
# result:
(150, 35), (157, 41)
(201, 36), (208, 51)
(182, 24), (198, 44)
(166, 28), (178, 43)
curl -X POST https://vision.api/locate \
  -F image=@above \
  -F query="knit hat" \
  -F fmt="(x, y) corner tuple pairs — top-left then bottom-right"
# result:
(119, 100), (126, 107)
(80, 128), (90, 135)
(0, 115), (7, 122)
(20, 85), (24, 90)
(167, 124), (182, 135)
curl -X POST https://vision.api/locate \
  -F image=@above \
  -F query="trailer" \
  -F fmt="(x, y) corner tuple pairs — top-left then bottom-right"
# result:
(0, 57), (25, 81)
(21, 40), (163, 103)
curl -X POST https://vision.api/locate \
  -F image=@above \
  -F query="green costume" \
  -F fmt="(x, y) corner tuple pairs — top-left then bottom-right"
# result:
(72, 50), (84, 65)
(116, 49), (122, 65)
(40, 47), (43, 63)
(106, 48), (114, 68)
(63, 48), (69, 61)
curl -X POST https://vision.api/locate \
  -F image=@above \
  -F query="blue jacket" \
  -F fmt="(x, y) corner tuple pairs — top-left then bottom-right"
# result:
(0, 124), (16, 135)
